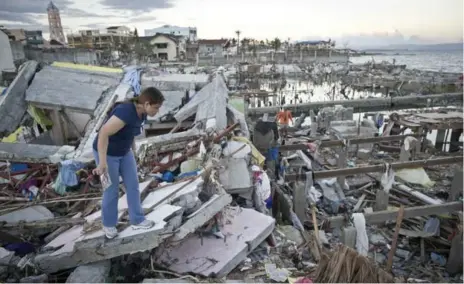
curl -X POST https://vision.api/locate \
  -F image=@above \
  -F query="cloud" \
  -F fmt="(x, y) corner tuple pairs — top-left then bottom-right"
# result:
(0, 0), (73, 14)
(0, 11), (41, 25)
(128, 14), (157, 23)
(61, 8), (113, 18)
(0, 0), (110, 27)
(100, 0), (175, 12)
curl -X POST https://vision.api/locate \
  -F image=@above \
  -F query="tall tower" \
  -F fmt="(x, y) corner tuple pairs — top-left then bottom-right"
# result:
(47, 1), (65, 43)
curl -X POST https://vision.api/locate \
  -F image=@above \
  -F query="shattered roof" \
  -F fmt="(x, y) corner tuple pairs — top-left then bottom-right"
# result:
(25, 66), (121, 113)
(174, 75), (229, 131)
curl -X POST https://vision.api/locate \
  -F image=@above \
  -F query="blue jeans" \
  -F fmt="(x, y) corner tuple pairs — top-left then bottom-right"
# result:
(93, 150), (145, 227)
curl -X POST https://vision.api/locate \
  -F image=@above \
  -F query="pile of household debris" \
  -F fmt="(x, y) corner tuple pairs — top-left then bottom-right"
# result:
(0, 63), (277, 283)
(0, 60), (462, 283)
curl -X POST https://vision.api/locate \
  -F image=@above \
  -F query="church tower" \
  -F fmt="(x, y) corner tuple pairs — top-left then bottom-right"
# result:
(47, 1), (65, 43)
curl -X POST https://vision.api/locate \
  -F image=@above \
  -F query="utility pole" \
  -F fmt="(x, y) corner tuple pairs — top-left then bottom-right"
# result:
(235, 30), (241, 56)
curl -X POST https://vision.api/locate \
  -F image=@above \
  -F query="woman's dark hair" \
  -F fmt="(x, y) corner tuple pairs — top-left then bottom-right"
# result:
(106, 87), (165, 116)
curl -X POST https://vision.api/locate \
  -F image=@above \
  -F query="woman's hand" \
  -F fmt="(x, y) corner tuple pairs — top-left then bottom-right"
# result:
(93, 162), (108, 176)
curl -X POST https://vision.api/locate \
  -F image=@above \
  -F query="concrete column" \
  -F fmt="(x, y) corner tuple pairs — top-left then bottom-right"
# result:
(314, 50), (317, 59)
(299, 49), (302, 61)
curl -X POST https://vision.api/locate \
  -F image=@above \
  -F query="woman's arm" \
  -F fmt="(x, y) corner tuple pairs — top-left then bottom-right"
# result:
(97, 116), (126, 165)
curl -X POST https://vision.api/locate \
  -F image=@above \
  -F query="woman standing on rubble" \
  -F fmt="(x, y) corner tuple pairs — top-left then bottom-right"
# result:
(93, 87), (165, 239)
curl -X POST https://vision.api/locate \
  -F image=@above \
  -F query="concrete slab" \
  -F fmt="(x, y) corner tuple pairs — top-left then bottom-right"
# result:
(0, 205), (54, 236)
(66, 260), (111, 283)
(142, 178), (203, 210)
(155, 207), (275, 278)
(0, 143), (74, 163)
(42, 181), (152, 254)
(34, 187), (231, 274)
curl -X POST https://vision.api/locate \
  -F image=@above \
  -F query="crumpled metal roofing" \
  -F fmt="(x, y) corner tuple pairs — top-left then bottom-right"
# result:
(26, 66), (120, 113)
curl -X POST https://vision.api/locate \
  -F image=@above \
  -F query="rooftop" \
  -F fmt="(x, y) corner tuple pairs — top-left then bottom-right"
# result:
(25, 65), (121, 113)
(198, 39), (228, 45)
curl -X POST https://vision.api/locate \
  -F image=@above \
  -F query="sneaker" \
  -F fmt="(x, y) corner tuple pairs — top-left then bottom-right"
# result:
(103, 226), (118, 239)
(132, 219), (155, 230)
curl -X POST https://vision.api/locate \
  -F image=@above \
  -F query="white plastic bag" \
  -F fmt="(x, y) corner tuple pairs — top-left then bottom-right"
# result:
(380, 163), (395, 193)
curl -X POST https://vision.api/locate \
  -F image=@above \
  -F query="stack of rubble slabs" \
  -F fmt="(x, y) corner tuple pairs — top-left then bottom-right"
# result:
(29, 69), (274, 281)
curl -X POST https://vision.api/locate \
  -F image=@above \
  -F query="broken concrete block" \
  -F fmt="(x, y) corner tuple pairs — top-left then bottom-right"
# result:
(357, 148), (371, 160)
(155, 207), (275, 278)
(277, 225), (304, 246)
(219, 158), (253, 201)
(341, 226), (357, 249)
(171, 193), (232, 241)
(0, 205), (54, 236)
(142, 178), (203, 211)
(66, 260), (111, 283)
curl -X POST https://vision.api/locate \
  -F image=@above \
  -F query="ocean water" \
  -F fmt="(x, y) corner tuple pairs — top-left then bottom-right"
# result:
(350, 49), (463, 73)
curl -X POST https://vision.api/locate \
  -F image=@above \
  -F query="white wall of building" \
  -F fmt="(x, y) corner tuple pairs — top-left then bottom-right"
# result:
(0, 31), (15, 72)
(145, 25), (197, 41)
(150, 35), (178, 61)
(107, 26), (131, 35)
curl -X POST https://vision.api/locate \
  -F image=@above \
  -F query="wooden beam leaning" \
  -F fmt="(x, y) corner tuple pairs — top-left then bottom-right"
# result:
(285, 156), (463, 181)
(327, 201), (463, 228)
(279, 134), (421, 151)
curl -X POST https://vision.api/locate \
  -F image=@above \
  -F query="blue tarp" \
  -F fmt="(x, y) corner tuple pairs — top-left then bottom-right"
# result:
(123, 66), (142, 96)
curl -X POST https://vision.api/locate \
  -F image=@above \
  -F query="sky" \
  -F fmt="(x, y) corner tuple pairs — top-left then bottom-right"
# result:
(0, 0), (463, 47)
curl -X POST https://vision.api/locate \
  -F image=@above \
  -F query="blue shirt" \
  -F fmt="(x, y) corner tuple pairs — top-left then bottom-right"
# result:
(93, 103), (146, 157)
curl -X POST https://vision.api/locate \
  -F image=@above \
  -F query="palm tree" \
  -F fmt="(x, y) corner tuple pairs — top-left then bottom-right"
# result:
(271, 37), (281, 51)
(235, 30), (241, 54)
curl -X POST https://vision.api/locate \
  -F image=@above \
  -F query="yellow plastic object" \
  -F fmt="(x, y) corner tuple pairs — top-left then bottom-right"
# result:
(232, 136), (265, 167)
(2, 127), (24, 143)
(28, 105), (53, 129)
(51, 62), (123, 73)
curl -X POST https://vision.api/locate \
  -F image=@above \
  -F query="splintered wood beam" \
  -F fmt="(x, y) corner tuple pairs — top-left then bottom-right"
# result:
(285, 156), (463, 181)
(327, 201), (463, 228)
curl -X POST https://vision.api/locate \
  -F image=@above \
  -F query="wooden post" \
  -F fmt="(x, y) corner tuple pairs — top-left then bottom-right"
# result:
(447, 225), (463, 274)
(435, 129), (446, 151)
(386, 205), (405, 272)
(448, 168), (463, 201)
(336, 146), (346, 189)
(374, 190), (389, 212)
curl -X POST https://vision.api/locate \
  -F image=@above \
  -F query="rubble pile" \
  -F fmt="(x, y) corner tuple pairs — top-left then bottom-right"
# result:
(0, 60), (462, 283)
(0, 64), (278, 283)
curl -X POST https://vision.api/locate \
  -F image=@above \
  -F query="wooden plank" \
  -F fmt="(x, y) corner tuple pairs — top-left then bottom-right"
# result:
(386, 205), (405, 272)
(279, 134), (421, 151)
(327, 202), (463, 228)
(353, 194), (366, 212)
(286, 156), (463, 181)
